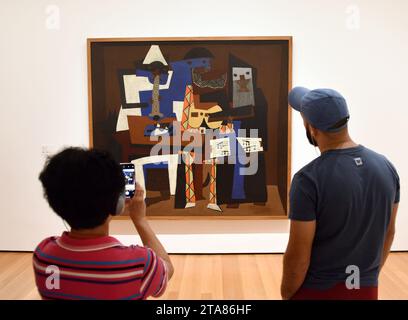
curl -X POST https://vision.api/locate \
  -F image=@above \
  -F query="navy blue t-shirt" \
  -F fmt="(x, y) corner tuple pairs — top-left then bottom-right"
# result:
(289, 145), (400, 289)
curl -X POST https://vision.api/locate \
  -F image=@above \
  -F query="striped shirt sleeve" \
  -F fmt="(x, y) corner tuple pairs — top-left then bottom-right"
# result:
(140, 248), (168, 299)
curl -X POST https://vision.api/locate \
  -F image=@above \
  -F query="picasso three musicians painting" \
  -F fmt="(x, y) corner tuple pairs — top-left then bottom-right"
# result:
(88, 37), (291, 217)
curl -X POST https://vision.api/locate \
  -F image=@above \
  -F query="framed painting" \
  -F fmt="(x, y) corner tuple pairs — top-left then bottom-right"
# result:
(87, 37), (292, 219)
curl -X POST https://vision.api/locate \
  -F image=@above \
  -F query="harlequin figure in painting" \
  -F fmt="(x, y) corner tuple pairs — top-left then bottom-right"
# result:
(174, 48), (226, 212)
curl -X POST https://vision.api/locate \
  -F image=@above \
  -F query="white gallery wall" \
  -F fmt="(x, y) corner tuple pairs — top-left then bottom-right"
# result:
(0, 0), (406, 252)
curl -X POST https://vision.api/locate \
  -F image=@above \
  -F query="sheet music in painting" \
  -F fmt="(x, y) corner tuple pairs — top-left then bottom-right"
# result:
(210, 138), (231, 158)
(237, 137), (264, 153)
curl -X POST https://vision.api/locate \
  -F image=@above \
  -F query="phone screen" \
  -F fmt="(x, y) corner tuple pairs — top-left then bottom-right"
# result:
(121, 163), (135, 198)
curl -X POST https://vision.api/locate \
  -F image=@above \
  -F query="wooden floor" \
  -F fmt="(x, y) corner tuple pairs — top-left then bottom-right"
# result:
(1, 252), (407, 300)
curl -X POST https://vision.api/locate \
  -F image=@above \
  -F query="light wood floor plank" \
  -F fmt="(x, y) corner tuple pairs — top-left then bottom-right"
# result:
(0, 252), (407, 300)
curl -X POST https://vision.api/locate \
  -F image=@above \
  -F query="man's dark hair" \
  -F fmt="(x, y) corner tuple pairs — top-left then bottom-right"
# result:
(39, 147), (125, 229)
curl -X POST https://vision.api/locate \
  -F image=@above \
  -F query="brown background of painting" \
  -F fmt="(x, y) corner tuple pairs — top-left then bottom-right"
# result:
(89, 39), (290, 217)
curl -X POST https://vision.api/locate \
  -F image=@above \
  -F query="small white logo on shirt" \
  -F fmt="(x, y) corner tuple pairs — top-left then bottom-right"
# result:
(354, 157), (363, 166)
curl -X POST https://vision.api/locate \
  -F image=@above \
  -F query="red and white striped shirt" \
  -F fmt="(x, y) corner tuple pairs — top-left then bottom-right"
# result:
(33, 232), (168, 300)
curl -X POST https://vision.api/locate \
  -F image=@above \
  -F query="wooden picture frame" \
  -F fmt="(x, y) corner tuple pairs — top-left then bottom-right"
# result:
(87, 36), (292, 220)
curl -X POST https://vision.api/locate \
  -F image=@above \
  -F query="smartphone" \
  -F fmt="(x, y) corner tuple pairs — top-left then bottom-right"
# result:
(120, 163), (135, 198)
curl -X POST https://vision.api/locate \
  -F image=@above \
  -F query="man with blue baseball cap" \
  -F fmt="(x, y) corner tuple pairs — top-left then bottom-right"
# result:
(280, 87), (400, 300)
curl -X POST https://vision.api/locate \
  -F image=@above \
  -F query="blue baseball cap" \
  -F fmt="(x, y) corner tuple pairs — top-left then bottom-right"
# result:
(289, 87), (350, 132)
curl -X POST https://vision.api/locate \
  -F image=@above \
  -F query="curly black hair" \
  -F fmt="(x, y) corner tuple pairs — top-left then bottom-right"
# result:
(39, 147), (125, 229)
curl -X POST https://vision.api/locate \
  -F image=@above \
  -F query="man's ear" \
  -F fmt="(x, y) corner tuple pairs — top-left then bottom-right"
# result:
(309, 125), (318, 139)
